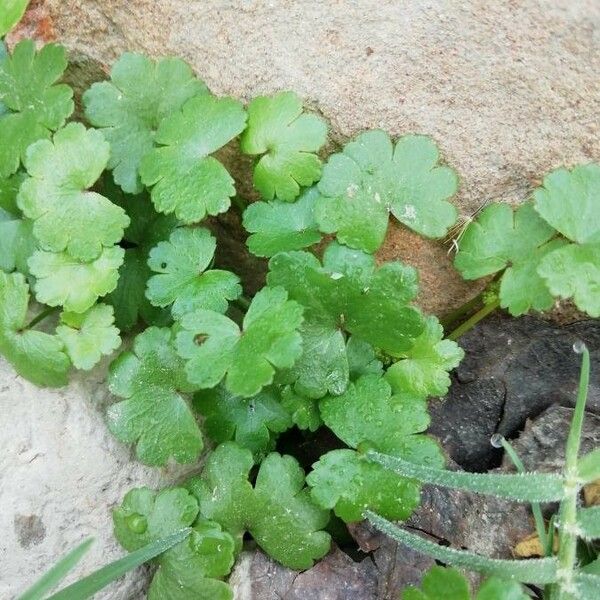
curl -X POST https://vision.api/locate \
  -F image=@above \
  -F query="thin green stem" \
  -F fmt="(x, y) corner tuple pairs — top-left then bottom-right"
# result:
(25, 306), (59, 330)
(552, 345), (590, 600)
(447, 298), (500, 341)
(440, 290), (485, 331)
(501, 437), (549, 554)
(231, 195), (248, 214)
(233, 295), (251, 311)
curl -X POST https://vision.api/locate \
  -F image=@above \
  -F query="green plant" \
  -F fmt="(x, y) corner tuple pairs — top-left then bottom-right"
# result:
(0, 1), (30, 38)
(453, 165), (600, 324)
(314, 131), (459, 251)
(18, 530), (190, 600)
(402, 565), (529, 599)
(0, 33), (597, 600)
(367, 344), (600, 599)
(240, 90), (327, 202)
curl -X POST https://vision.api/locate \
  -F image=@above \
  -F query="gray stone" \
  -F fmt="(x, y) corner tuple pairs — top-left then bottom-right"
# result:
(229, 547), (379, 600)
(465, 316), (600, 433)
(504, 404), (600, 474)
(430, 315), (600, 470)
(428, 379), (506, 471)
(0, 358), (192, 599)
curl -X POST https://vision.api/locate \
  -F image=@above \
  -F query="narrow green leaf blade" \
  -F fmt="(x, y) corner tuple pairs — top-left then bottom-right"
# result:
(366, 451), (564, 502)
(578, 448), (600, 483)
(366, 511), (557, 584)
(574, 572), (600, 598)
(47, 528), (191, 600)
(578, 506), (600, 540)
(18, 538), (94, 600)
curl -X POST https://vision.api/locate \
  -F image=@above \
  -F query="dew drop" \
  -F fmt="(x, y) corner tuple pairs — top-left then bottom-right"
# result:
(573, 340), (587, 354)
(490, 433), (504, 448)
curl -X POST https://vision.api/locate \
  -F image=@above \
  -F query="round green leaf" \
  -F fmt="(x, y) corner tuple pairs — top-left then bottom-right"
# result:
(315, 131), (458, 252)
(28, 246), (124, 313)
(537, 242), (600, 318)
(107, 327), (202, 466)
(307, 448), (421, 523)
(267, 243), (424, 354)
(194, 385), (292, 460)
(0, 271), (70, 387)
(319, 374), (439, 456)
(188, 443), (331, 570)
(18, 123), (130, 261)
(84, 53), (208, 194)
(243, 186), (322, 257)
(176, 286), (304, 397)
(454, 202), (562, 316)
(385, 316), (464, 398)
(56, 303), (121, 370)
(0, 1), (30, 38)
(140, 95), (246, 223)
(533, 163), (600, 245)
(240, 91), (327, 201)
(146, 227), (241, 319)
(0, 40), (73, 177)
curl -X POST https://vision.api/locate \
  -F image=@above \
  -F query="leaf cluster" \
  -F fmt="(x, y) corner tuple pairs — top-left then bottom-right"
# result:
(113, 487), (235, 599)
(403, 565), (529, 600)
(3, 36), (597, 600)
(0, 40), (466, 590)
(454, 165), (600, 317)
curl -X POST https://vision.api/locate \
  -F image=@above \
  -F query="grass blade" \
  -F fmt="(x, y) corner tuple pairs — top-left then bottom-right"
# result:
(47, 528), (191, 600)
(578, 448), (600, 483)
(366, 451), (564, 502)
(574, 572), (600, 597)
(366, 511), (558, 584)
(18, 538), (94, 600)
(578, 506), (600, 540)
(499, 436), (549, 554)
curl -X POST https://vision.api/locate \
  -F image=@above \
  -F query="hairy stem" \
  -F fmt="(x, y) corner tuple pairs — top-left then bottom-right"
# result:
(25, 306), (60, 330)
(501, 437), (549, 554)
(366, 511), (558, 584)
(366, 450), (564, 502)
(447, 297), (500, 341)
(552, 345), (590, 600)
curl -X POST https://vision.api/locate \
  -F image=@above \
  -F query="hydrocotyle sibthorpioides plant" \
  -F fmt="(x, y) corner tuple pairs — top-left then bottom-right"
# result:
(453, 165), (600, 319)
(1, 30), (598, 600)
